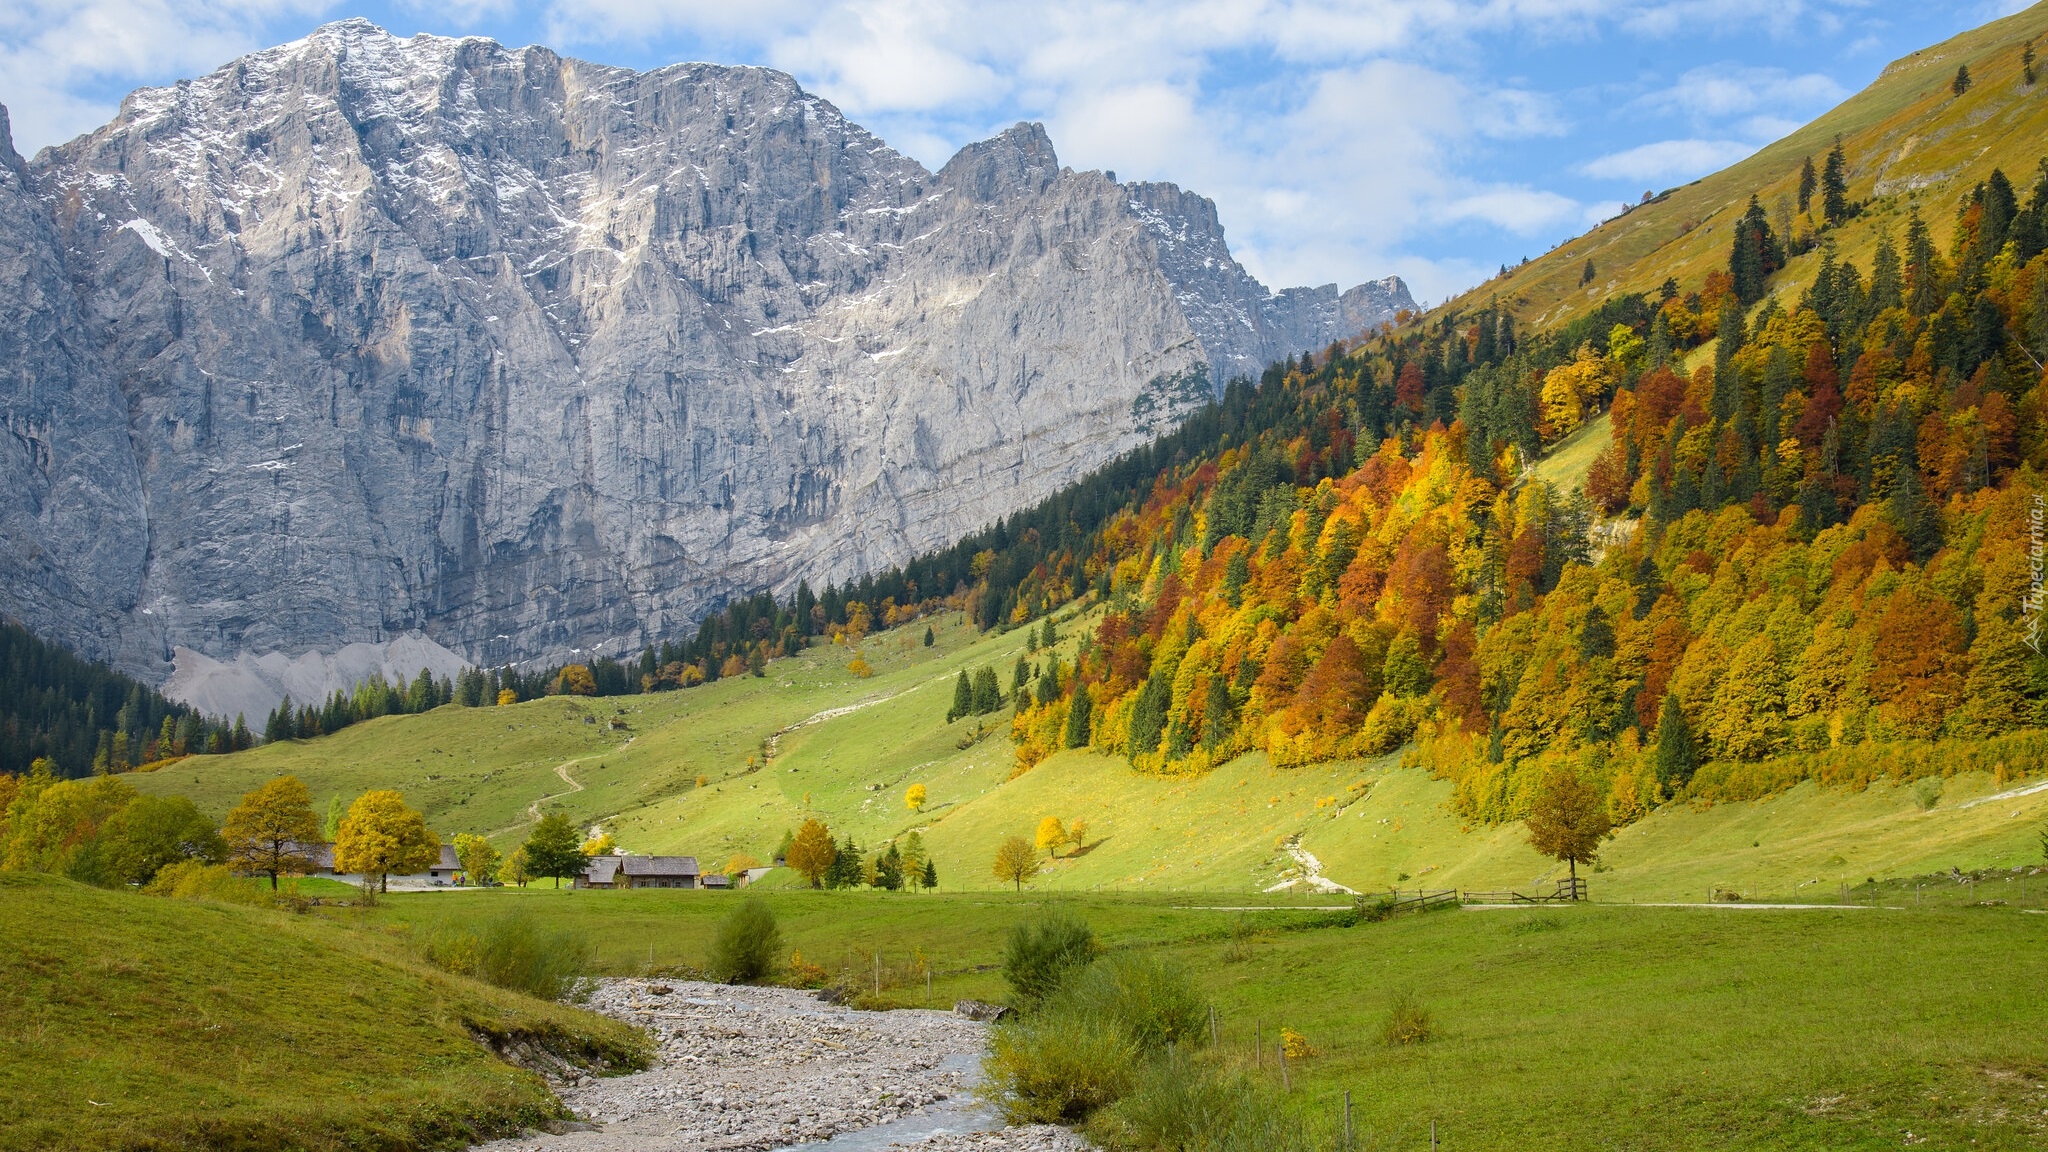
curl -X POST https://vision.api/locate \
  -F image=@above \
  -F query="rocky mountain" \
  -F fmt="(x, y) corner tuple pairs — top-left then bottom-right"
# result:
(0, 19), (1410, 712)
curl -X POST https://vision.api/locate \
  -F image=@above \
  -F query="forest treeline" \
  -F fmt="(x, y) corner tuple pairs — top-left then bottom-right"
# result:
(999, 162), (2048, 824)
(0, 621), (245, 778)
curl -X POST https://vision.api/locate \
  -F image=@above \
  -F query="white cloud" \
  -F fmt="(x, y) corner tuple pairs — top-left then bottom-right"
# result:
(1580, 137), (1757, 181)
(0, 0), (1923, 304)
(1646, 64), (1846, 121)
(1441, 188), (1584, 234)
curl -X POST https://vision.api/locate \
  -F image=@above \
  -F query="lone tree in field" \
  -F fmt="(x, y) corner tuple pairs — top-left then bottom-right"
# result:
(334, 790), (441, 895)
(905, 783), (928, 812)
(221, 775), (321, 890)
(786, 818), (837, 888)
(993, 834), (1041, 891)
(1525, 767), (1611, 885)
(521, 812), (587, 889)
(921, 858), (939, 891)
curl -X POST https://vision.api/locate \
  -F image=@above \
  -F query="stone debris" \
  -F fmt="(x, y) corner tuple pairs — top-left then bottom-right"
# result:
(475, 979), (1090, 1152)
(951, 1000), (1013, 1023)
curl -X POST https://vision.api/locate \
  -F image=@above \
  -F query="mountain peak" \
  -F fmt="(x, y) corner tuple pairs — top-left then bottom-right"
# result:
(938, 121), (1060, 202)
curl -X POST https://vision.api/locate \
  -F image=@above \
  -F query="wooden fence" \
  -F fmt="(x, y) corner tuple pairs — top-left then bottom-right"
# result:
(1461, 877), (1587, 904)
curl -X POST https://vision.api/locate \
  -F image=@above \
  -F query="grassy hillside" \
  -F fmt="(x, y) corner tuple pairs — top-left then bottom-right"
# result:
(135, 603), (2048, 897)
(0, 873), (645, 1152)
(1445, 3), (2048, 328)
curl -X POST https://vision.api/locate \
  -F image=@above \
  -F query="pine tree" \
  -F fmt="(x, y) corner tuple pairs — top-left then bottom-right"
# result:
(1797, 155), (1817, 215)
(873, 843), (904, 890)
(1040, 616), (1057, 649)
(1905, 209), (1941, 315)
(1652, 692), (1697, 790)
(923, 624), (935, 647)
(2025, 41), (2037, 86)
(1201, 674), (1235, 748)
(947, 670), (971, 723)
(921, 858), (939, 891)
(1889, 468), (1942, 563)
(1063, 686), (1093, 748)
(1580, 258), (1596, 287)
(1952, 63), (1972, 97)
(1821, 141), (1852, 226)
(971, 666), (1002, 714)
(1868, 228), (1903, 314)
(1126, 674), (1172, 762)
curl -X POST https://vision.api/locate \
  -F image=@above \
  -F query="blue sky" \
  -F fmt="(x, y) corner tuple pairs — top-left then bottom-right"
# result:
(0, 1), (2032, 302)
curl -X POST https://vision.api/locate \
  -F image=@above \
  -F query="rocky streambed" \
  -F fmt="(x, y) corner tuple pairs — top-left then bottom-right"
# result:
(478, 979), (1088, 1152)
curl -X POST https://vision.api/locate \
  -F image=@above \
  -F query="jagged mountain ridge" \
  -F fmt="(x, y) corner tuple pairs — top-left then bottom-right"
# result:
(0, 19), (1410, 708)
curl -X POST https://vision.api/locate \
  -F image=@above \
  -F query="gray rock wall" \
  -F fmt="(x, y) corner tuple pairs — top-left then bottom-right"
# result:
(0, 20), (1409, 704)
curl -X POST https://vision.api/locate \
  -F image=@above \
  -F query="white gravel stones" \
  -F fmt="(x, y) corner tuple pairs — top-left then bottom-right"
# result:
(476, 979), (1090, 1152)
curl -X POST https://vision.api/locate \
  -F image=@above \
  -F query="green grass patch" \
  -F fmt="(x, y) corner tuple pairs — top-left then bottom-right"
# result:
(0, 874), (648, 1152)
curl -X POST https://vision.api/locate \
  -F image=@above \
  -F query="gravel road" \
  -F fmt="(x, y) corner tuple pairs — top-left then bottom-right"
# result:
(476, 979), (1088, 1152)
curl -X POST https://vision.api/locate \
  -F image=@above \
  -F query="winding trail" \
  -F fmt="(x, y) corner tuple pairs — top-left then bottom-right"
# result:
(763, 671), (962, 759)
(486, 737), (634, 838)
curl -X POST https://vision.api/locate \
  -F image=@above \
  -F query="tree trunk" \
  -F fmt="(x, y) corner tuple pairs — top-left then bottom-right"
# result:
(381, 872), (388, 893)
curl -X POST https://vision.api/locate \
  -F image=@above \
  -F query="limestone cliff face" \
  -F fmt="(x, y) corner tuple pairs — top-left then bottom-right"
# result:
(0, 20), (1410, 700)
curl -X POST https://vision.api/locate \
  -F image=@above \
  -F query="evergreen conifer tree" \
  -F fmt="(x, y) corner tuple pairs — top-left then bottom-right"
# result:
(1797, 155), (1817, 215)
(947, 670), (971, 723)
(1063, 687), (1092, 748)
(1821, 141), (1852, 226)
(1653, 693), (1697, 790)
(971, 666), (1002, 714)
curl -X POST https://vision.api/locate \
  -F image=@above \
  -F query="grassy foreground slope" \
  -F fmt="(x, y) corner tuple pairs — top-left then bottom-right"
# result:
(0, 874), (645, 1152)
(1443, 2), (2048, 328)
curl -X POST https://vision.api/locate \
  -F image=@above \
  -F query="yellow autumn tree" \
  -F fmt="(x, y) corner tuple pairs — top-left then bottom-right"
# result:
(1539, 344), (1616, 439)
(332, 790), (439, 896)
(581, 830), (617, 856)
(992, 835), (1040, 891)
(1035, 816), (1068, 858)
(786, 818), (836, 888)
(496, 688), (517, 706)
(220, 775), (321, 890)
(905, 783), (928, 812)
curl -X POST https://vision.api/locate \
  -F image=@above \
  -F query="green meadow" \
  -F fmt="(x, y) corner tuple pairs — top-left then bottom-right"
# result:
(341, 882), (2048, 1151)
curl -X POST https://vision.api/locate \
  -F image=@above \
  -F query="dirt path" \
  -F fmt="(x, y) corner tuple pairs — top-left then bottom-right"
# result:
(486, 738), (634, 839)
(763, 671), (960, 758)
(475, 980), (1087, 1152)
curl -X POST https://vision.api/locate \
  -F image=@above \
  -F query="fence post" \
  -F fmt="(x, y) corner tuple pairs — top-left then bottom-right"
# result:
(1209, 1004), (1219, 1048)
(926, 966), (932, 1005)
(1255, 1022), (1262, 1069)
(1432, 1119), (1438, 1151)
(1278, 1041), (1289, 1092)
(874, 952), (880, 997)
(1343, 1089), (1352, 1145)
